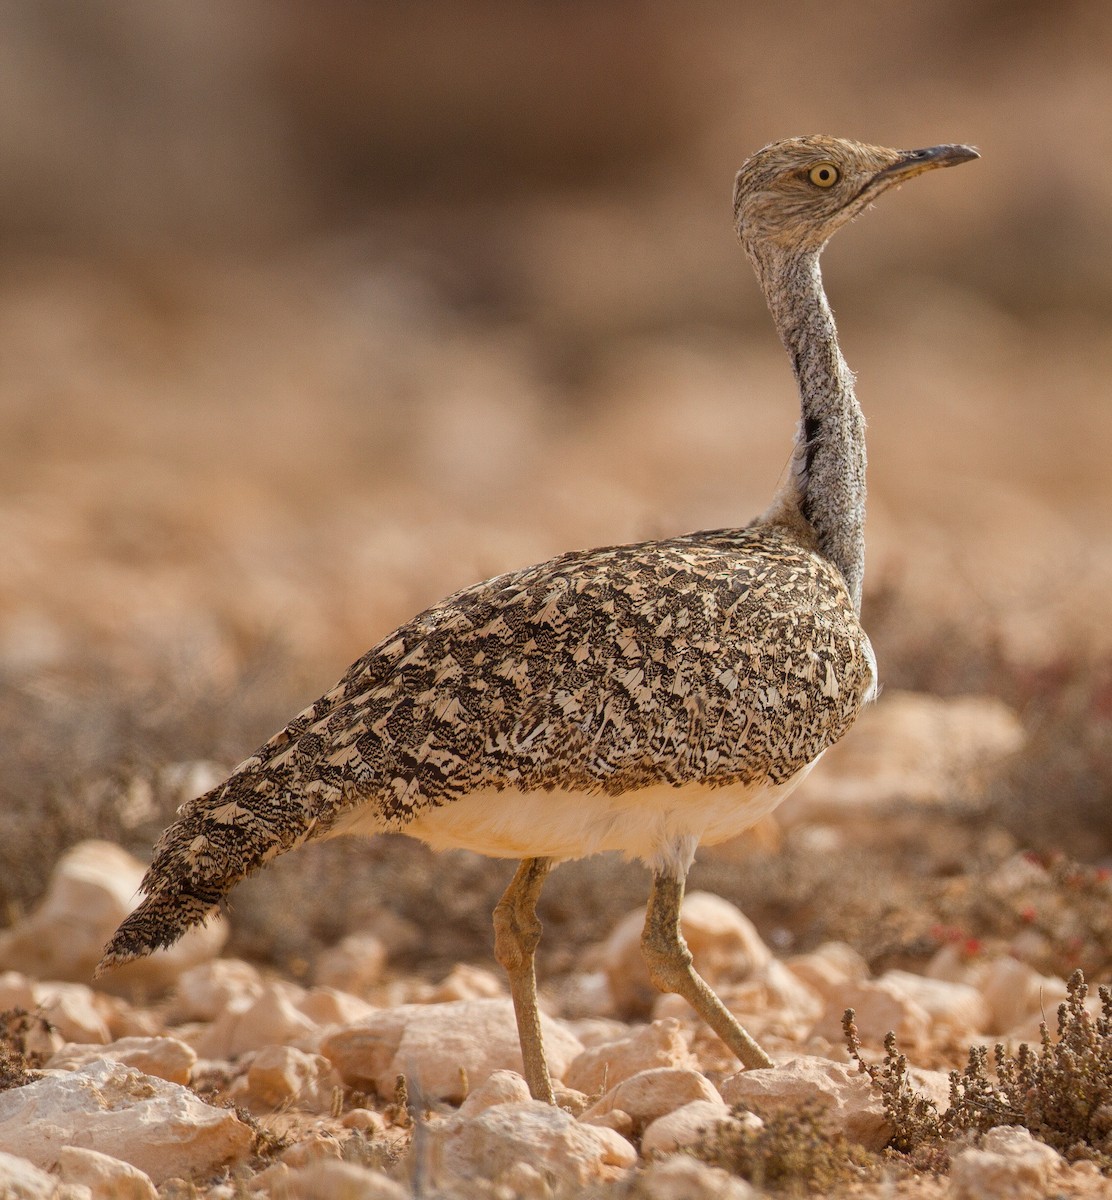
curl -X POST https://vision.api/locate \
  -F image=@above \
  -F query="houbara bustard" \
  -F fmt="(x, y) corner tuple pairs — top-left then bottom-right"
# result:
(100, 137), (978, 1103)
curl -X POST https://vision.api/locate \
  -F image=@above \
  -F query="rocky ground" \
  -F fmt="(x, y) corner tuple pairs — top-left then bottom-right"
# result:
(4, 271), (1112, 1191)
(2, 685), (1112, 1198)
(4, 16), (1112, 1189)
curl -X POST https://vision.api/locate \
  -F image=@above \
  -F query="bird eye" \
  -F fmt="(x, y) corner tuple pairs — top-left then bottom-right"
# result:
(808, 163), (840, 188)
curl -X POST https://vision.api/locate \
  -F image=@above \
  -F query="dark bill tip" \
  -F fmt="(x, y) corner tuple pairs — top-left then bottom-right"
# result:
(882, 143), (981, 180)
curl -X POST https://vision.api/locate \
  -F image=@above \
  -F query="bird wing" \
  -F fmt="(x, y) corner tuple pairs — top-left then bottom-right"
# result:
(98, 524), (872, 970)
(282, 524), (871, 804)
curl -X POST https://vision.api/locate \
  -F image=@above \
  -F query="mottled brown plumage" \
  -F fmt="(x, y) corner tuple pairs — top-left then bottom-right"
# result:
(99, 135), (978, 1100)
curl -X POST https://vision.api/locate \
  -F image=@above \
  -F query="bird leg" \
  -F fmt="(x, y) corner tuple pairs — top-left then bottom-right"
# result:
(640, 871), (774, 1071)
(493, 856), (555, 1103)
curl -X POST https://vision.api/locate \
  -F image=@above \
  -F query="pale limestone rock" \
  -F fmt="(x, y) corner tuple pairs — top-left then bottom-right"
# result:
(657, 892), (767, 984)
(187, 1057), (237, 1098)
(231, 1044), (342, 1113)
(905, 1067), (951, 1114)
(878, 969), (989, 1037)
(786, 942), (870, 999)
(564, 1019), (696, 1096)
(554, 1086), (590, 1115)
(765, 958), (826, 1033)
(0, 1150), (90, 1200)
(276, 1159), (408, 1200)
(655, 892), (773, 983)
(982, 1126), (1063, 1159)
(458, 1068), (532, 1115)
(0, 841), (225, 994)
(321, 1006), (405, 1091)
(96, 993), (163, 1041)
(566, 1017), (632, 1048)
(635, 1154), (757, 1199)
(924, 942), (989, 987)
(296, 986), (375, 1028)
(247, 1162), (291, 1194)
(56, 1146), (157, 1200)
(427, 962), (504, 1003)
(340, 1108), (387, 1134)
(432, 1100), (636, 1188)
(581, 1067), (723, 1134)
(604, 892), (772, 1018)
(490, 1160), (552, 1199)
(167, 959), (264, 1023)
(980, 956), (1069, 1036)
(0, 1058), (252, 1184)
(590, 1108), (635, 1136)
(321, 997), (583, 1103)
(720, 1055), (887, 1150)
(33, 983), (110, 1045)
(0, 975), (63, 1058)
(641, 1099), (758, 1157)
(951, 1126), (1064, 1199)
(47, 1035), (196, 1085)
(667, 959), (821, 1042)
(555, 971), (617, 1020)
(312, 933), (388, 997)
(782, 691), (1023, 830)
(812, 977), (932, 1048)
(119, 1011), (167, 1039)
(278, 1132), (343, 1168)
(0, 970), (36, 1008)
(194, 981), (318, 1060)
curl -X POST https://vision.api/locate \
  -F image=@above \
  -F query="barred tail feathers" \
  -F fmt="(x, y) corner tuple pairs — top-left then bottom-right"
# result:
(96, 763), (338, 974)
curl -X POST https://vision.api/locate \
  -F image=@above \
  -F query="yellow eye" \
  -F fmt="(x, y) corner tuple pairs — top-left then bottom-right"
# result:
(808, 163), (840, 188)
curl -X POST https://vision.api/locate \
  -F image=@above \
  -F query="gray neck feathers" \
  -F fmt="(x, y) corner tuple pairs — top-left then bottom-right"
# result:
(749, 243), (866, 612)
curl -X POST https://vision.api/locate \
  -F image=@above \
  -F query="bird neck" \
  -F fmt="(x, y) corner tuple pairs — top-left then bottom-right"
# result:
(750, 243), (866, 612)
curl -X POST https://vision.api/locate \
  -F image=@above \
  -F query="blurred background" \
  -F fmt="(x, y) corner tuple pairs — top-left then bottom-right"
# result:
(4, 1), (1112, 975)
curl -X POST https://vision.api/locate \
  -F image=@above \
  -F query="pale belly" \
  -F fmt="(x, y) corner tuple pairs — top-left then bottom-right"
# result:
(329, 757), (819, 875)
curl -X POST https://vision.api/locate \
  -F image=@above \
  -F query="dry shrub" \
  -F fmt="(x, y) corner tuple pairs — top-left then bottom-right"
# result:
(987, 654), (1112, 862)
(0, 638), (304, 925)
(932, 851), (1112, 980)
(0, 1008), (51, 1090)
(341, 1128), (407, 1175)
(691, 1100), (876, 1193)
(872, 592), (1112, 861)
(845, 969), (1112, 1170)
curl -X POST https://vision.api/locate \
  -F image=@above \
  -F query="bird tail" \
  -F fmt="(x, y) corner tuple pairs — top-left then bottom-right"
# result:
(96, 760), (336, 976)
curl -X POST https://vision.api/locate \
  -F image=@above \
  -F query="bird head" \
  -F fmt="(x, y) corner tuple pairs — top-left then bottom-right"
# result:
(734, 135), (979, 255)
